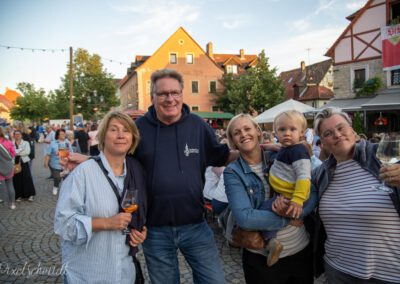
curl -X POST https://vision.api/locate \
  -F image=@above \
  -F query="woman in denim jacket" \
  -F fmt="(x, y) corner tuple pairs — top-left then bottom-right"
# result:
(224, 114), (317, 284)
(312, 107), (400, 283)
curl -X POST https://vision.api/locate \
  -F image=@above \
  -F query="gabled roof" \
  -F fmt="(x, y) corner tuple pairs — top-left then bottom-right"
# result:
(213, 54), (258, 70)
(297, 86), (334, 101)
(136, 26), (222, 71)
(325, 0), (373, 57)
(280, 59), (333, 100)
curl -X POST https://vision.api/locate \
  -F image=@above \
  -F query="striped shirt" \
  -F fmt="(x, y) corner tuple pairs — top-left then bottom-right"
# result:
(319, 160), (400, 283)
(249, 163), (309, 258)
(54, 152), (135, 283)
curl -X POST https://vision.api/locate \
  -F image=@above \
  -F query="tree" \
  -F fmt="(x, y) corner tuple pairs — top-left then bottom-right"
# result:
(353, 112), (365, 134)
(215, 50), (285, 115)
(10, 82), (49, 122)
(51, 48), (118, 120)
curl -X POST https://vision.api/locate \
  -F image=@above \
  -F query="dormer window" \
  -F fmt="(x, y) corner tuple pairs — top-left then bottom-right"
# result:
(226, 65), (238, 74)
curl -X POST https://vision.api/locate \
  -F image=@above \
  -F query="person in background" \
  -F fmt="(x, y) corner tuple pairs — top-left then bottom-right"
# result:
(203, 166), (228, 215)
(88, 124), (100, 156)
(66, 130), (81, 153)
(44, 129), (72, 196)
(75, 123), (89, 155)
(312, 107), (400, 283)
(13, 130), (36, 202)
(54, 110), (147, 283)
(224, 113), (316, 283)
(0, 127), (17, 209)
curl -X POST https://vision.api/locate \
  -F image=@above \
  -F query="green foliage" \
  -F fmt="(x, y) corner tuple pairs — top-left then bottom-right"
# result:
(355, 76), (383, 97)
(215, 50), (285, 115)
(10, 83), (49, 122)
(51, 48), (118, 120)
(353, 112), (364, 134)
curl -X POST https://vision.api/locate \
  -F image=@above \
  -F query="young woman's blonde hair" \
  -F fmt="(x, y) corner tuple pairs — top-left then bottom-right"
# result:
(226, 113), (263, 150)
(273, 110), (307, 132)
(97, 110), (140, 155)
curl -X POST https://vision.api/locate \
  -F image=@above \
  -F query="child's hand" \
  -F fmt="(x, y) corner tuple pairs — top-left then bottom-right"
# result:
(272, 195), (290, 216)
(285, 202), (303, 219)
(289, 218), (304, 227)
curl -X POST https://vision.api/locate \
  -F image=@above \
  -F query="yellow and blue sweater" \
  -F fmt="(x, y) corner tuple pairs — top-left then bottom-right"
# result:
(269, 143), (311, 205)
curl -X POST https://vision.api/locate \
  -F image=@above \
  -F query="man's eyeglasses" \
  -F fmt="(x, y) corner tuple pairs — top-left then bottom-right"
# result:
(155, 91), (182, 99)
(321, 123), (352, 139)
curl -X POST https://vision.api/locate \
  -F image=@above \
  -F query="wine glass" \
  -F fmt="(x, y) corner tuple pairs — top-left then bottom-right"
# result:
(58, 143), (70, 177)
(374, 132), (400, 193)
(120, 189), (139, 235)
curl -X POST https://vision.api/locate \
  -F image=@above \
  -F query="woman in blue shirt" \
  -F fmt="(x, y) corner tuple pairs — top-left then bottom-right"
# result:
(44, 129), (72, 196)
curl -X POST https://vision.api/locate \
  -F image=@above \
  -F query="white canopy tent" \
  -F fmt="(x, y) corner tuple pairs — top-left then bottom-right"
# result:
(254, 99), (315, 123)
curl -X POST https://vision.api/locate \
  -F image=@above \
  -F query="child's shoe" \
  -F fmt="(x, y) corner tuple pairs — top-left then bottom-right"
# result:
(266, 238), (283, 267)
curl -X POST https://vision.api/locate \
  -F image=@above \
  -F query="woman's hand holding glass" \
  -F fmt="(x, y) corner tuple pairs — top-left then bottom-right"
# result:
(121, 189), (139, 234)
(374, 132), (400, 193)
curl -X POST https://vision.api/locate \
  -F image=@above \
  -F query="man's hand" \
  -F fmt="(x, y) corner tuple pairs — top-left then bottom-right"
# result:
(129, 226), (148, 247)
(285, 201), (303, 219)
(380, 163), (400, 188)
(60, 152), (89, 172)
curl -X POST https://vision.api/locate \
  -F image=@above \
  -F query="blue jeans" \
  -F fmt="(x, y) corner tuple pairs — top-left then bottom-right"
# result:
(142, 221), (225, 284)
(259, 196), (277, 241)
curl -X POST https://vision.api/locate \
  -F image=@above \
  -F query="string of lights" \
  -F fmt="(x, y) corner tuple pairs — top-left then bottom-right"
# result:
(0, 44), (131, 66)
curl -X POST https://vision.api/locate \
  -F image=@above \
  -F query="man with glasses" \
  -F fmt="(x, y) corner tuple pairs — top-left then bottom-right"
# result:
(134, 69), (236, 283)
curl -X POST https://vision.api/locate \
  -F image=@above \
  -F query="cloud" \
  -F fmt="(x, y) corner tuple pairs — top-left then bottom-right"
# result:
(217, 15), (246, 30)
(112, 0), (200, 36)
(292, 19), (311, 32)
(263, 26), (345, 72)
(346, 1), (366, 11)
(314, 0), (336, 15)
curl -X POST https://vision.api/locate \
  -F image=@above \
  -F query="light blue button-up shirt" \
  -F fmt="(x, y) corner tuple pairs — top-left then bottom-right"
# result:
(54, 152), (135, 283)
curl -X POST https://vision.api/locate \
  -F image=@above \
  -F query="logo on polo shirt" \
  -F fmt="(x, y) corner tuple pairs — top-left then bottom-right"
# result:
(184, 143), (199, 157)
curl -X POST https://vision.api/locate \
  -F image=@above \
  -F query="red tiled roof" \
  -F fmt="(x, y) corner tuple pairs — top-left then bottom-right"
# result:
(297, 86), (334, 101)
(280, 59), (332, 100)
(213, 54), (257, 69)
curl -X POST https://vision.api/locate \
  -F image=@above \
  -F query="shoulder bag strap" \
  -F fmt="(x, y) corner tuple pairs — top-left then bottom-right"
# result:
(91, 156), (123, 211)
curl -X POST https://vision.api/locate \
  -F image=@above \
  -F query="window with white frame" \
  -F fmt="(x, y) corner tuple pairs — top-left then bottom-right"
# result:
(226, 65), (238, 74)
(186, 53), (194, 64)
(191, 81), (199, 93)
(170, 53), (177, 64)
(192, 106), (199, 111)
(212, 106), (219, 112)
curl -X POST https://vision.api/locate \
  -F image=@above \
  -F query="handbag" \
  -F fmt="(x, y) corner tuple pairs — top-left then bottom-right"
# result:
(0, 143), (14, 176)
(14, 159), (22, 174)
(232, 227), (265, 250)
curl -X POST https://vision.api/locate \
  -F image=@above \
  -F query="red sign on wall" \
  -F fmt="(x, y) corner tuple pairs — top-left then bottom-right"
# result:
(381, 24), (400, 70)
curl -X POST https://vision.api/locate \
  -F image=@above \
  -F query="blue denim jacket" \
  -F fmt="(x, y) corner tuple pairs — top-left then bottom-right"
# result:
(224, 150), (318, 231)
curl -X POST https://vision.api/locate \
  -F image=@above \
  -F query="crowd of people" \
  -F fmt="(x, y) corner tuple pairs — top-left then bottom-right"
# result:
(0, 68), (399, 284)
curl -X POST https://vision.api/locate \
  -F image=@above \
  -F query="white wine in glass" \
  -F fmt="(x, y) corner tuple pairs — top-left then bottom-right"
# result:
(374, 132), (400, 193)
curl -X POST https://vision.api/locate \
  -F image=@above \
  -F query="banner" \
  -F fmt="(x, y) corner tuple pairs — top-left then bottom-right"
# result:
(381, 24), (400, 71)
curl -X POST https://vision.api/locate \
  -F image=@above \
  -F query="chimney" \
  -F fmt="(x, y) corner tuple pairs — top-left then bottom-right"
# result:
(240, 49), (245, 59)
(301, 61), (306, 72)
(206, 42), (214, 59)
